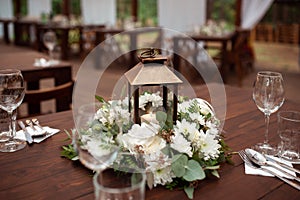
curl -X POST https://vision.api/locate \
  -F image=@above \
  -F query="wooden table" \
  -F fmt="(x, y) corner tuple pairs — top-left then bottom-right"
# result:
(0, 84), (299, 199)
(190, 32), (236, 82)
(36, 24), (105, 60)
(13, 19), (41, 47)
(93, 27), (163, 68)
(0, 50), (72, 115)
(36, 24), (83, 60)
(0, 18), (15, 44)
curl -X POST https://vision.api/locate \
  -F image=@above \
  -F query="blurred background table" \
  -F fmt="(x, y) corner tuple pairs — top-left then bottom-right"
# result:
(0, 50), (73, 117)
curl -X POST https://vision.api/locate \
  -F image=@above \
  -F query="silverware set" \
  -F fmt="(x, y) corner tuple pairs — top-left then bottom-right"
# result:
(17, 118), (48, 144)
(239, 149), (300, 190)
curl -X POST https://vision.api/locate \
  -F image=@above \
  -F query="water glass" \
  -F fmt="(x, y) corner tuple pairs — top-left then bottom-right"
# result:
(0, 109), (10, 142)
(93, 169), (146, 200)
(277, 111), (300, 162)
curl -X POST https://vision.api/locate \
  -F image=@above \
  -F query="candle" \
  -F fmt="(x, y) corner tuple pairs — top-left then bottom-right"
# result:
(140, 113), (158, 124)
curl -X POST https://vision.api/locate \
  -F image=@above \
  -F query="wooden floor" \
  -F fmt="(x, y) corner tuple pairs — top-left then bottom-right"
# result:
(1, 41), (299, 116)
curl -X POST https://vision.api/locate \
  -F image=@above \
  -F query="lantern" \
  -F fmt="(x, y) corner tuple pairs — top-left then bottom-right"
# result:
(124, 48), (183, 124)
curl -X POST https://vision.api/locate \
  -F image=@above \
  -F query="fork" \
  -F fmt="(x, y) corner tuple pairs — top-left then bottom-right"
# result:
(239, 150), (300, 190)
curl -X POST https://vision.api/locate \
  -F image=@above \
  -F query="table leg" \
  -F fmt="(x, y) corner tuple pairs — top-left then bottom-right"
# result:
(61, 29), (69, 60)
(220, 41), (228, 83)
(27, 81), (41, 115)
(3, 22), (10, 44)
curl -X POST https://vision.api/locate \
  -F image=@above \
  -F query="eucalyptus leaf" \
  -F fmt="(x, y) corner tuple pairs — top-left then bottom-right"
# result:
(184, 186), (194, 199)
(156, 111), (167, 125)
(183, 160), (205, 181)
(171, 154), (188, 177)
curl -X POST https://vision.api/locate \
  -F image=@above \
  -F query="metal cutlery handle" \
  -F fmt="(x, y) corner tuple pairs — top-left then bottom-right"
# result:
(265, 155), (300, 175)
(260, 166), (300, 190)
(266, 161), (300, 183)
(17, 121), (33, 144)
(239, 150), (300, 191)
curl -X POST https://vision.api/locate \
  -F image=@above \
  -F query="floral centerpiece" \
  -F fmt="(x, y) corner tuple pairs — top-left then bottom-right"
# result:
(62, 92), (231, 199)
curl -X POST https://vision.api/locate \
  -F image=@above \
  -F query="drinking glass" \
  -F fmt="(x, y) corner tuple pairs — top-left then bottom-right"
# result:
(277, 111), (300, 163)
(93, 168), (146, 200)
(0, 69), (26, 152)
(73, 103), (120, 198)
(43, 31), (57, 64)
(252, 71), (285, 155)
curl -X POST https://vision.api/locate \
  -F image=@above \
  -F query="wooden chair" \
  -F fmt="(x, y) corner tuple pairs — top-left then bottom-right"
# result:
(223, 29), (255, 86)
(22, 81), (73, 117)
(20, 66), (73, 118)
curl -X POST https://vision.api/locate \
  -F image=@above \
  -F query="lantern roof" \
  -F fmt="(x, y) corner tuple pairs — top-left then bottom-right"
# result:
(125, 54), (183, 86)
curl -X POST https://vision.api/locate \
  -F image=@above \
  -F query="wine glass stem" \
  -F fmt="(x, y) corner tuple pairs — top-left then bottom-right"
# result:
(8, 110), (16, 138)
(264, 113), (270, 144)
(49, 49), (54, 61)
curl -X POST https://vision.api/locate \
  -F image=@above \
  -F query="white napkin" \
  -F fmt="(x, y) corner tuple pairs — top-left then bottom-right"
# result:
(15, 126), (60, 143)
(244, 155), (296, 179)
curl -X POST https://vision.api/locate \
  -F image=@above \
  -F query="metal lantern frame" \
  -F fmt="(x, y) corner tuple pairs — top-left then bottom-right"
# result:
(124, 49), (183, 124)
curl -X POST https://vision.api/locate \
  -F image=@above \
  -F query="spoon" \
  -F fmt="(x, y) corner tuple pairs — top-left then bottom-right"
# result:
(32, 118), (48, 135)
(26, 119), (46, 136)
(245, 148), (300, 182)
(26, 119), (37, 131)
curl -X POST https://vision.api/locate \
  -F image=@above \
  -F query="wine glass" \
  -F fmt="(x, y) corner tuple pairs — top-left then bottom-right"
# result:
(73, 103), (119, 198)
(43, 31), (57, 64)
(0, 69), (26, 152)
(252, 71), (285, 155)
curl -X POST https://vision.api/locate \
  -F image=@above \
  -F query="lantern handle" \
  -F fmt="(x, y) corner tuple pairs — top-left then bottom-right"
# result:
(139, 48), (158, 59)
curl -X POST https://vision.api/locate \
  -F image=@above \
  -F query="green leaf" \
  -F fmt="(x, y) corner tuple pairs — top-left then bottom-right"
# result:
(183, 160), (205, 182)
(211, 169), (220, 178)
(95, 95), (106, 103)
(156, 111), (167, 125)
(205, 165), (220, 170)
(184, 186), (194, 199)
(171, 154), (188, 177)
(60, 144), (77, 160)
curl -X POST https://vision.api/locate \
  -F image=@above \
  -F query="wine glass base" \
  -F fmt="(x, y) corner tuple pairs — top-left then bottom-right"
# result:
(0, 138), (26, 152)
(0, 133), (10, 142)
(252, 143), (278, 156)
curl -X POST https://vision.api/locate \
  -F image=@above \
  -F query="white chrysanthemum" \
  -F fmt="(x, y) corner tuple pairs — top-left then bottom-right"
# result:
(94, 100), (130, 126)
(152, 166), (175, 186)
(178, 101), (190, 113)
(170, 133), (193, 157)
(83, 137), (116, 159)
(206, 126), (219, 137)
(144, 152), (174, 186)
(174, 119), (198, 138)
(189, 113), (206, 125)
(139, 92), (163, 111)
(198, 131), (221, 161)
(95, 105), (109, 124)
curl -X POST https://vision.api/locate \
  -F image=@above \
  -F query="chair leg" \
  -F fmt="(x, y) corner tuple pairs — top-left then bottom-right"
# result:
(235, 60), (244, 87)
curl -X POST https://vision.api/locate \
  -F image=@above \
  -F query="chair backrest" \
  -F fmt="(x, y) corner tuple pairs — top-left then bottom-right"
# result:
(23, 81), (73, 115)
(232, 29), (251, 52)
(20, 65), (73, 118)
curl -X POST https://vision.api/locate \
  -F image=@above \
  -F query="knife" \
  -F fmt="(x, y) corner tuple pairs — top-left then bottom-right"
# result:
(18, 121), (33, 144)
(265, 155), (300, 175)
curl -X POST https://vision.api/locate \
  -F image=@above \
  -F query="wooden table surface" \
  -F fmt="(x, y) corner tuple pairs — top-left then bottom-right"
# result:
(191, 32), (236, 83)
(0, 84), (299, 199)
(0, 50), (73, 116)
